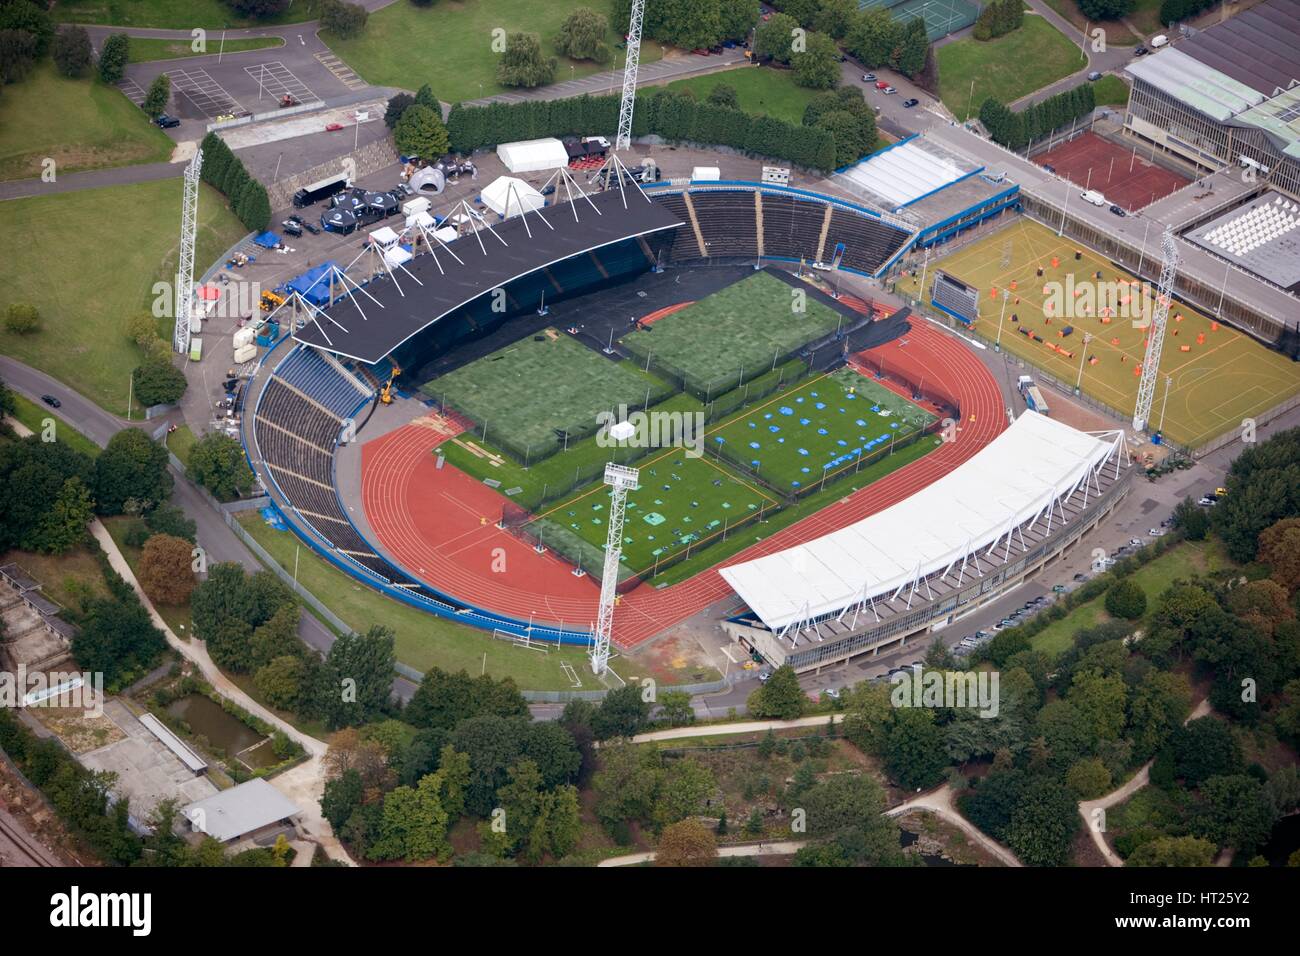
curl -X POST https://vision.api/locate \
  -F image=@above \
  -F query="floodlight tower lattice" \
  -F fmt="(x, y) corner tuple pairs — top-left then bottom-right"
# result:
(616, 0), (646, 151)
(1132, 228), (1179, 433)
(174, 149), (203, 355)
(590, 463), (639, 676)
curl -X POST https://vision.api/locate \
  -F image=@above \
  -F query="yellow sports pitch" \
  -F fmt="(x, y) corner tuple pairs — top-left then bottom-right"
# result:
(915, 218), (1300, 448)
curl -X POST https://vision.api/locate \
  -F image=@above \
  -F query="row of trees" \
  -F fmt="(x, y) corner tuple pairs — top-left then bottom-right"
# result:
(973, 0), (1025, 41)
(979, 81), (1097, 151)
(843, 6), (931, 80)
(447, 88), (839, 170)
(0, 0), (54, 84)
(1159, 0), (1213, 25)
(198, 132), (272, 232)
(610, 0), (762, 53)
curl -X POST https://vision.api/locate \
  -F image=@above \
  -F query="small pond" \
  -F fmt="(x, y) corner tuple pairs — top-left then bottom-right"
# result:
(165, 694), (277, 769)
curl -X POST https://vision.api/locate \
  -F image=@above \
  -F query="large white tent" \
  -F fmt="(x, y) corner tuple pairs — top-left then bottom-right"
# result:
(480, 176), (545, 219)
(496, 137), (568, 173)
(720, 412), (1124, 632)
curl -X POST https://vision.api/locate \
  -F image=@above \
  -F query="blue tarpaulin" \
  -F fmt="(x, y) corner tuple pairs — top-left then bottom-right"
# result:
(286, 261), (342, 307)
(253, 231), (281, 249)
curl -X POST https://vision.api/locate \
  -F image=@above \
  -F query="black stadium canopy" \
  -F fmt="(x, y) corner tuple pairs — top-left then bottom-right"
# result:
(292, 185), (682, 364)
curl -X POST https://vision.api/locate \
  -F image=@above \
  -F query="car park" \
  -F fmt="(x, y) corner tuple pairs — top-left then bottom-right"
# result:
(40, 394), (60, 408)
(903, 98), (919, 108)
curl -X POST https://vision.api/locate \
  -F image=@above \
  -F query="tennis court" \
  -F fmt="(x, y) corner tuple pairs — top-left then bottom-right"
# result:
(1035, 131), (1189, 211)
(926, 218), (1300, 448)
(711, 368), (936, 492)
(619, 269), (846, 398)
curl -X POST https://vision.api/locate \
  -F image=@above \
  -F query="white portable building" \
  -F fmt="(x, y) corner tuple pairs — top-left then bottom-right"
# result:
(496, 138), (568, 173)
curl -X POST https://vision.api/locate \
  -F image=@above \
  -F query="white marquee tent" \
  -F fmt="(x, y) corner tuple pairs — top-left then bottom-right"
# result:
(720, 412), (1124, 632)
(480, 176), (545, 219)
(496, 137), (568, 173)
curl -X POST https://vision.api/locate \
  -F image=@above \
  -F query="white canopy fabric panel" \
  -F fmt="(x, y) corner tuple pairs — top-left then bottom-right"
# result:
(496, 137), (568, 173)
(480, 176), (545, 218)
(838, 140), (967, 209)
(720, 412), (1119, 631)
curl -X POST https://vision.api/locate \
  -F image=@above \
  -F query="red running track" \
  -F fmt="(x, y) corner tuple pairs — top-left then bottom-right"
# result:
(361, 319), (1006, 647)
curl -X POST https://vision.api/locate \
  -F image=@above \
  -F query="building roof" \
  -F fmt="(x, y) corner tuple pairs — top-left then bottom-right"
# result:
(293, 185), (681, 364)
(837, 136), (979, 211)
(720, 412), (1123, 631)
(1185, 191), (1300, 292)
(139, 713), (208, 774)
(183, 778), (299, 843)
(1234, 86), (1300, 159)
(1175, 0), (1300, 97)
(1125, 48), (1264, 122)
(0, 563), (41, 592)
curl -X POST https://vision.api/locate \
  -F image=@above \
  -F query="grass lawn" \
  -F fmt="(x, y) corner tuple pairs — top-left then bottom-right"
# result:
(620, 270), (844, 397)
(0, 544), (112, 613)
(8, 393), (101, 458)
(323, 0), (661, 104)
(661, 66), (820, 125)
(236, 511), (598, 690)
(0, 63), (174, 181)
(428, 329), (673, 462)
(1092, 74), (1131, 107)
(166, 424), (197, 467)
(710, 368), (935, 493)
(937, 16), (1087, 117)
(127, 36), (284, 63)
(1030, 540), (1225, 656)
(925, 218), (1300, 448)
(0, 179), (249, 417)
(53, 0), (321, 29)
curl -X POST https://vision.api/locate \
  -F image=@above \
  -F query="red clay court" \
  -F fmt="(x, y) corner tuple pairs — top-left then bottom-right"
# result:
(360, 318), (1006, 649)
(1035, 131), (1189, 211)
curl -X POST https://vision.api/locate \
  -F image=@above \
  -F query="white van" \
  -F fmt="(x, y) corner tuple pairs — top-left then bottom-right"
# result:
(1150, 34), (1169, 48)
(1081, 189), (1107, 207)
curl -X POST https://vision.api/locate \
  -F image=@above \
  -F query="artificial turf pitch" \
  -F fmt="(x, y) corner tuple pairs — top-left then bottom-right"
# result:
(921, 218), (1300, 448)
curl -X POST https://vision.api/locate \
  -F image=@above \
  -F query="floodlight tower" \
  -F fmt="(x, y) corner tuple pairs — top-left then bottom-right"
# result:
(616, 0), (646, 151)
(590, 463), (640, 676)
(1132, 228), (1179, 433)
(173, 149), (204, 354)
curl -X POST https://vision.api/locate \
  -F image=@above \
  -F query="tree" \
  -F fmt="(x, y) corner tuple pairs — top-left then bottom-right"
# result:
(319, 0), (368, 39)
(188, 431), (254, 500)
(0, 0), (53, 55)
(145, 503), (196, 542)
(0, 437), (95, 551)
(652, 757), (716, 829)
(1004, 775), (1079, 866)
(656, 818), (717, 866)
(0, 28), (38, 85)
(225, 0), (293, 18)
(1193, 774), (1276, 854)
(592, 740), (662, 830)
(1068, 668), (1128, 742)
(496, 32), (557, 88)
(747, 665), (806, 719)
(405, 667), (528, 732)
(1172, 717), (1242, 786)
(554, 8), (612, 64)
(1128, 669), (1192, 761)
(4, 303), (40, 334)
(816, 109), (873, 168)
(142, 73), (171, 119)
(316, 625), (396, 729)
(718, 0), (760, 42)
(0, 378), (14, 420)
(706, 83), (738, 109)
(658, 690), (695, 727)
(1078, 0), (1134, 19)
(1126, 834), (1215, 867)
(753, 12), (799, 63)
(393, 103), (450, 160)
(883, 707), (947, 790)
(1065, 757), (1112, 799)
(1105, 577), (1147, 620)
(792, 31), (840, 89)
(73, 595), (167, 688)
(255, 655), (308, 711)
(98, 33), (129, 84)
(384, 91), (415, 129)
(235, 178), (271, 232)
(1171, 496), (1209, 540)
(591, 683), (651, 739)
(51, 24), (92, 78)
(841, 681), (892, 755)
(138, 533), (196, 606)
(1258, 517), (1300, 593)
(131, 358), (187, 408)
(30, 477), (93, 555)
(93, 428), (171, 516)
(814, 0), (856, 39)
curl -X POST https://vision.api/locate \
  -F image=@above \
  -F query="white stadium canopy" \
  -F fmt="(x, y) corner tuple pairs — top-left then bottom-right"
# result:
(480, 175), (545, 219)
(720, 412), (1124, 632)
(838, 138), (970, 210)
(496, 137), (569, 173)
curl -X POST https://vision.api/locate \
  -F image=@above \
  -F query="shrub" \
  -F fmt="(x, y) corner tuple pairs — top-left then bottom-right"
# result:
(132, 359), (187, 408)
(98, 33), (129, 84)
(52, 25), (93, 78)
(4, 303), (40, 335)
(554, 8), (612, 64)
(1105, 577), (1147, 620)
(320, 0), (368, 39)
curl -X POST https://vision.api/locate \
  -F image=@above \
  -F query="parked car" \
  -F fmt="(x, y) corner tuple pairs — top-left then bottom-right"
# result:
(302, 220), (321, 235)
(875, 80), (889, 90)
(40, 394), (61, 408)
(883, 86), (897, 94)
(758, 671), (771, 682)
(281, 218), (303, 237)
(1110, 204), (1128, 217)
(1198, 496), (1217, 506)
(1134, 45), (1149, 56)
(903, 97), (919, 108)
(154, 114), (180, 129)
(1087, 71), (1103, 81)
(862, 72), (876, 82)
(1129, 537), (1143, 547)
(823, 687), (841, 700)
